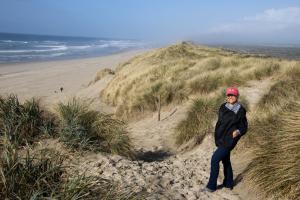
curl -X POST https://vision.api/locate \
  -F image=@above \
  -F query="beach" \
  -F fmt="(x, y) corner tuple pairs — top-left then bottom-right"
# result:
(1, 1), (299, 199)
(0, 49), (148, 111)
(1, 41), (298, 200)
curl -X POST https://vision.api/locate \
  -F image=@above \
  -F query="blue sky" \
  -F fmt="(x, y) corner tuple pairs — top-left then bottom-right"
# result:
(0, 0), (300, 44)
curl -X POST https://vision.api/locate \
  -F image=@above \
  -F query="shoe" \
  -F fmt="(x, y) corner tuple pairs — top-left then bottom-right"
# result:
(225, 186), (233, 190)
(216, 184), (224, 189)
(200, 187), (215, 193)
(220, 184), (233, 190)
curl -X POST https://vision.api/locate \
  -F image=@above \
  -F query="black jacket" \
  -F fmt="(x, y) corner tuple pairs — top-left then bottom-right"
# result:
(214, 102), (248, 150)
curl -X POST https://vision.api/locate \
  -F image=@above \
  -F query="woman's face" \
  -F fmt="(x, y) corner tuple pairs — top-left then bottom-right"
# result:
(226, 94), (238, 104)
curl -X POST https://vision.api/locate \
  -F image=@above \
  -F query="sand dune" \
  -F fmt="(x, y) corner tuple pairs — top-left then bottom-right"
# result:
(0, 47), (285, 199)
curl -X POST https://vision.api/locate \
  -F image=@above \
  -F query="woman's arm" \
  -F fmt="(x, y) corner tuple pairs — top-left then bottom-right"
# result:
(236, 109), (248, 136)
(214, 104), (225, 146)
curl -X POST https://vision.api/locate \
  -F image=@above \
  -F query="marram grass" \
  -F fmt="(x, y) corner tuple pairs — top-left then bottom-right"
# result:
(100, 42), (288, 120)
(175, 90), (249, 146)
(56, 97), (133, 157)
(0, 141), (147, 200)
(0, 95), (145, 199)
(0, 94), (57, 146)
(243, 66), (300, 199)
(247, 101), (300, 200)
(175, 92), (224, 145)
(89, 68), (115, 85)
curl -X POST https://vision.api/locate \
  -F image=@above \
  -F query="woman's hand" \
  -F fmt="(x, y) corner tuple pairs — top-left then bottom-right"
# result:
(232, 130), (240, 138)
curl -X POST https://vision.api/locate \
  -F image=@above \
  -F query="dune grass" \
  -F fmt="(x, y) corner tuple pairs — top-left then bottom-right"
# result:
(100, 42), (288, 120)
(242, 66), (300, 199)
(0, 95), (57, 146)
(247, 101), (300, 200)
(175, 90), (249, 145)
(175, 92), (224, 145)
(56, 98), (133, 157)
(0, 95), (143, 199)
(257, 66), (300, 110)
(251, 62), (280, 80)
(0, 95), (133, 157)
(188, 74), (222, 94)
(89, 68), (115, 85)
(0, 141), (64, 199)
(0, 140), (146, 200)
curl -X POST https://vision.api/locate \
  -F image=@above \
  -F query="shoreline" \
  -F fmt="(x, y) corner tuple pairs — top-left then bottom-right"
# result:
(0, 49), (151, 73)
(0, 48), (151, 67)
(0, 48), (151, 108)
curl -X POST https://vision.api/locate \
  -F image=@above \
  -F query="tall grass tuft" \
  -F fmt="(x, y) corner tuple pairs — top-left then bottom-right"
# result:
(175, 89), (249, 146)
(56, 98), (99, 150)
(58, 172), (147, 200)
(188, 74), (222, 94)
(175, 92), (225, 145)
(0, 95), (57, 145)
(94, 113), (132, 157)
(203, 57), (221, 70)
(247, 101), (300, 199)
(258, 66), (300, 110)
(242, 66), (300, 199)
(56, 98), (133, 157)
(0, 140), (146, 199)
(252, 62), (280, 80)
(0, 141), (64, 199)
(89, 68), (115, 85)
(223, 69), (246, 86)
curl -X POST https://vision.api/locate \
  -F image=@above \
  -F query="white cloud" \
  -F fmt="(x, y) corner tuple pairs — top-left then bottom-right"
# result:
(243, 7), (300, 23)
(209, 7), (300, 35)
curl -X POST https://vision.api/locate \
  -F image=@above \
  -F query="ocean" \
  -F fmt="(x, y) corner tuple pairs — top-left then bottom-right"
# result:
(0, 32), (147, 63)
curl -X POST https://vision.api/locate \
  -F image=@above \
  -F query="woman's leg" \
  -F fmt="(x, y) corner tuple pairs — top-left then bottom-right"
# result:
(206, 147), (230, 190)
(222, 152), (233, 189)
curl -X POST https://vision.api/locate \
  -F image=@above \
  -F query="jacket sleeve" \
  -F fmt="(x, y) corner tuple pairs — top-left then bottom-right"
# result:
(237, 109), (248, 136)
(214, 104), (224, 146)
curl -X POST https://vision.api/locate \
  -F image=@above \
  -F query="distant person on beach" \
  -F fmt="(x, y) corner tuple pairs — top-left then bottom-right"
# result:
(203, 87), (248, 192)
(60, 87), (63, 92)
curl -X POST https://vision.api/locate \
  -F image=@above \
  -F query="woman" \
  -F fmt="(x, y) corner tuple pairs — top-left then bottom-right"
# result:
(204, 87), (248, 192)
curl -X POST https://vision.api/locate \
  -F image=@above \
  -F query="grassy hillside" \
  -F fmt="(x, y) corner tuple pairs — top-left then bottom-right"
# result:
(99, 42), (300, 199)
(100, 42), (294, 120)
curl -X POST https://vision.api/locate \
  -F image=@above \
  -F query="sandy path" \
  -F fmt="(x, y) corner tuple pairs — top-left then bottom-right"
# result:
(239, 77), (273, 111)
(128, 103), (192, 153)
(75, 134), (242, 200)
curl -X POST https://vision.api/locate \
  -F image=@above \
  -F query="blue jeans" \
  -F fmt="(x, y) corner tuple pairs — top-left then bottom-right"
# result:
(206, 146), (233, 190)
